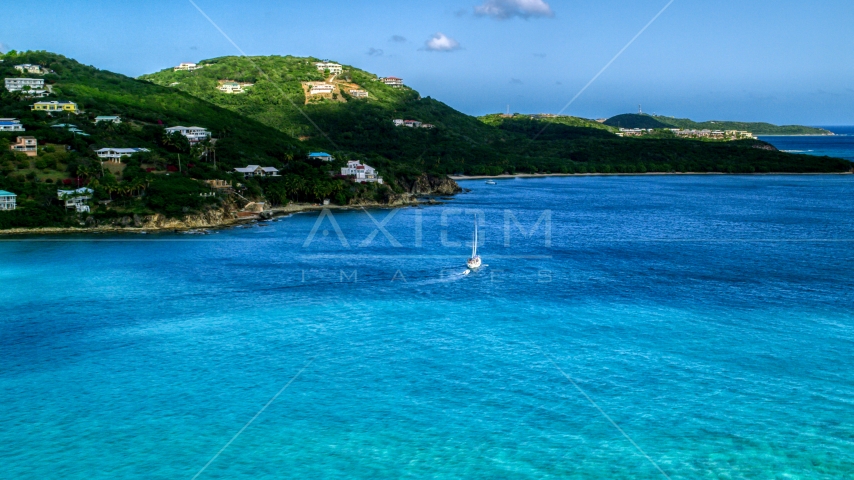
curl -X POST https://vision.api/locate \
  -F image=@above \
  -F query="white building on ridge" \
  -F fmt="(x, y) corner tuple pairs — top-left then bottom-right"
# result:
(315, 62), (343, 74)
(174, 62), (204, 72)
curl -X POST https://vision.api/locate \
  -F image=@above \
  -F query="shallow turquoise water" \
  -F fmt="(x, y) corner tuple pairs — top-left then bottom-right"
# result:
(2, 176), (853, 479)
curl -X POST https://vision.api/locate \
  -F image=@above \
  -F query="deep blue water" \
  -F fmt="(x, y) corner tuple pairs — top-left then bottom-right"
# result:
(2, 176), (854, 479)
(760, 126), (854, 161)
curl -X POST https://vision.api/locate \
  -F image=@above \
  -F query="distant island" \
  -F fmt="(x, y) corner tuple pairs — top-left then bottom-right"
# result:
(604, 113), (832, 136)
(0, 50), (851, 233)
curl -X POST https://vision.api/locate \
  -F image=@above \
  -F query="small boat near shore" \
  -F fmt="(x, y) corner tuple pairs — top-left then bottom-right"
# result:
(485, 180), (497, 185)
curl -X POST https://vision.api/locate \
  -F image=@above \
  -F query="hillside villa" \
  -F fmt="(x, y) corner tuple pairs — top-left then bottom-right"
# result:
(0, 118), (24, 132)
(10, 136), (37, 156)
(94, 115), (121, 124)
(32, 100), (78, 113)
(315, 62), (343, 75)
(308, 152), (334, 162)
(380, 77), (403, 87)
(341, 160), (383, 184)
(218, 80), (254, 94)
(0, 190), (17, 211)
(5, 78), (45, 92)
(57, 187), (93, 213)
(307, 82), (334, 95)
(164, 126), (211, 144)
(348, 89), (368, 98)
(393, 119), (433, 129)
(174, 62), (204, 72)
(234, 165), (280, 178)
(95, 147), (150, 163)
(14, 64), (47, 75)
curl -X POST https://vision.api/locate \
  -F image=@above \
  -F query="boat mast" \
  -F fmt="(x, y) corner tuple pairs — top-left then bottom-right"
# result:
(472, 217), (478, 257)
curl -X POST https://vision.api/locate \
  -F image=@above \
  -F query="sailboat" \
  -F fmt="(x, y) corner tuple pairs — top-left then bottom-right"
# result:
(466, 216), (482, 270)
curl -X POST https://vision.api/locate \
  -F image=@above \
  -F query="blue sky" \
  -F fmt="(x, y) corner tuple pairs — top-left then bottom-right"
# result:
(2, 0), (853, 124)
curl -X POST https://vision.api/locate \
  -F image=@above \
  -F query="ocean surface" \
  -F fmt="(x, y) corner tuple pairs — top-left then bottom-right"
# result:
(760, 125), (854, 161)
(2, 175), (854, 479)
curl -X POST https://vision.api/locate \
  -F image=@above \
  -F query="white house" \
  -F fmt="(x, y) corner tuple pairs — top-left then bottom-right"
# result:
(174, 62), (204, 72)
(234, 165), (280, 178)
(0, 119), (24, 132)
(421, 124), (435, 129)
(308, 152), (334, 162)
(315, 62), (343, 75)
(380, 77), (403, 87)
(340, 160), (383, 184)
(14, 64), (45, 75)
(403, 120), (422, 128)
(308, 83), (334, 95)
(94, 115), (121, 124)
(57, 187), (94, 213)
(5, 78), (45, 92)
(164, 126), (211, 144)
(392, 119), (404, 127)
(95, 147), (150, 163)
(22, 89), (49, 98)
(0, 190), (17, 211)
(218, 81), (254, 94)
(348, 89), (368, 98)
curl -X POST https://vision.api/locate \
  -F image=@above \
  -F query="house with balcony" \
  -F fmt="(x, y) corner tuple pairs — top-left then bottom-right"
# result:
(392, 119), (404, 127)
(234, 165), (280, 178)
(0, 119), (24, 132)
(95, 147), (150, 163)
(14, 64), (46, 75)
(5, 78), (45, 92)
(57, 187), (94, 213)
(348, 89), (368, 98)
(174, 62), (204, 72)
(403, 120), (422, 128)
(340, 160), (383, 184)
(308, 152), (334, 162)
(218, 80), (254, 94)
(0, 190), (17, 211)
(164, 126), (211, 144)
(94, 115), (121, 124)
(10, 136), (37, 157)
(380, 77), (403, 87)
(32, 100), (78, 113)
(307, 82), (334, 95)
(315, 62), (343, 75)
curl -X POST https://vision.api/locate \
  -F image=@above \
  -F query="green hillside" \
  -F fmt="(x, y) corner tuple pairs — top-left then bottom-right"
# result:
(0, 51), (377, 230)
(649, 115), (832, 135)
(604, 114), (674, 129)
(140, 55), (850, 177)
(479, 113), (616, 132)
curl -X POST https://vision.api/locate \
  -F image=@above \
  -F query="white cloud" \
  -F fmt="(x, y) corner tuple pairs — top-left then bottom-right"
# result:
(424, 33), (462, 52)
(474, 0), (554, 19)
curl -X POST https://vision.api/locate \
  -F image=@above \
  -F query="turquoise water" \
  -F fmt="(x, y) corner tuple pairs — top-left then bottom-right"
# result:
(2, 176), (854, 479)
(760, 126), (854, 161)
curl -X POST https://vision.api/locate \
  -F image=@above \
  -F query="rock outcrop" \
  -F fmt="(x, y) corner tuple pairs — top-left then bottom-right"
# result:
(398, 174), (462, 195)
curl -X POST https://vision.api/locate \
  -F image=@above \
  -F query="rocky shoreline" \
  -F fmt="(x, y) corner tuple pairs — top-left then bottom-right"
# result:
(0, 174), (462, 236)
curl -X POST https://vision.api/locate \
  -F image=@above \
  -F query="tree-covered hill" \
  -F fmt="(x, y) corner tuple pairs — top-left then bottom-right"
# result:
(140, 55), (851, 177)
(604, 114), (676, 129)
(648, 115), (832, 135)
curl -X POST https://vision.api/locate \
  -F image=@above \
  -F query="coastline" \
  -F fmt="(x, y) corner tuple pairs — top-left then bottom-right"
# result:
(450, 171), (853, 180)
(0, 199), (430, 237)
